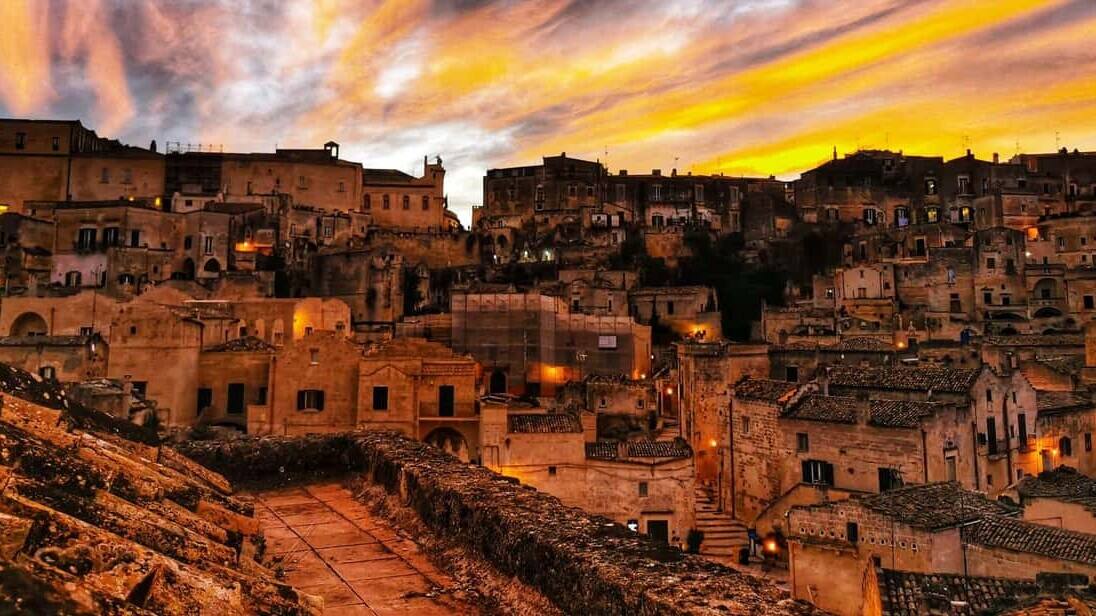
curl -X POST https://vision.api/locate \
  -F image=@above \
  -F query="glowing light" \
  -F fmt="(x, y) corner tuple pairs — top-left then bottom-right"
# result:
(709, 439), (718, 448)
(0, 205), (9, 213)
(154, 196), (162, 208)
(665, 387), (674, 395)
(896, 341), (907, 350)
(764, 540), (778, 553)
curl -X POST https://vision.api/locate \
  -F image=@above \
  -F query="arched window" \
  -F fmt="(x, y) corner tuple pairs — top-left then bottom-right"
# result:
(422, 196), (430, 210)
(65, 271), (82, 288)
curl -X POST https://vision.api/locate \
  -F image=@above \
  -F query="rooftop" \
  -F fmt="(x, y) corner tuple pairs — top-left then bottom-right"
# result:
(982, 334), (1085, 347)
(853, 482), (1016, 531)
(826, 365), (981, 394)
(1036, 390), (1092, 414)
(508, 413), (583, 433)
(964, 515), (1096, 565)
(869, 399), (945, 428)
(734, 378), (799, 403)
(877, 569), (1039, 616)
(204, 335), (275, 353)
(782, 394), (858, 424)
(584, 439), (693, 461)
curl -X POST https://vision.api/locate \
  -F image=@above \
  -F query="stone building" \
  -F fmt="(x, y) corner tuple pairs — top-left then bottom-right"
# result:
(450, 291), (651, 397)
(0, 211), (55, 291)
(675, 340), (770, 508)
(1011, 466), (1096, 533)
(768, 337), (898, 382)
(361, 158), (451, 230)
(1036, 390), (1095, 477)
(629, 285), (722, 340)
(728, 377), (976, 530)
(479, 403), (695, 544)
(788, 482), (1096, 615)
(0, 333), (107, 381)
(195, 336), (275, 430)
(0, 119), (164, 211)
(825, 364), (1040, 492)
(357, 337), (480, 460)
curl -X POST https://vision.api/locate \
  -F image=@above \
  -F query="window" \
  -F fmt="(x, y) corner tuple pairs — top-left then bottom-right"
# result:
(785, 366), (799, 382)
(695, 184), (704, 202)
(438, 385), (455, 417)
(383, 195), (390, 210)
(878, 467), (903, 492)
(15, 132), (26, 149)
(796, 433), (809, 452)
(184, 236), (193, 250)
(131, 381), (147, 396)
(802, 460), (834, 485)
(926, 207), (939, 223)
(946, 456), (957, 481)
(957, 175), (970, 194)
(568, 184), (578, 198)
(1018, 413), (1027, 445)
(586, 185), (595, 197)
(983, 291), (993, 305)
(65, 271), (82, 288)
(535, 184), (545, 202)
(616, 184), (626, 202)
(597, 335), (618, 349)
(130, 230), (140, 247)
(846, 522), (859, 544)
(925, 179), (937, 195)
(197, 388), (213, 414)
(258, 387), (267, 405)
(1060, 436), (1073, 457)
(986, 257), (996, 269)
(667, 300), (675, 315)
(297, 389), (325, 412)
(298, 175), (307, 189)
(1085, 433), (1092, 452)
(203, 236), (214, 255)
(402, 195), (410, 210)
(1084, 295), (1094, 310)
(80, 326), (94, 336)
(338, 181), (346, 193)
(121, 168), (132, 184)
(51, 136), (59, 151)
(309, 349), (319, 365)
(950, 293), (961, 313)
(364, 194), (371, 210)
(548, 466), (557, 476)
(638, 482), (649, 497)
(372, 386), (389, 411)
(226, 383), (245, 414)
(742, 416), (751, 434)
(100, 167), (110, 183)
(651, 184), (662, 200)
(987, 417), (998, 455)
(38, 366), (56, 380)
(77, 228), (97, 250)
(422, 196), (430, 210)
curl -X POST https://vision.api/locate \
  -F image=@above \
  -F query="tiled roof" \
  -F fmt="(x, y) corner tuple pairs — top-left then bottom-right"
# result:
(508, 413), (583, 434)
(964, 515), (1096, 565)
(1036, 390), (1092, 414)
(585, 439), (692, 460)
(983, 334), (1084, 347)
(1017, 467), (1096, 514)
(205, 335), (275, 353)
(1035, 355), (1085, 376)
(855, 483), (1016, 530)
(630, 285), (710, 296)
(877, 569), (1039, 616)
(734, 378), (798, 403)
(827, 365), (980, 393)
(869, 399), (943, 428)
(782, 394), (858, 423)
(829, 336), (896, 351)
(626, 440), (691, 458)
(0, 335), (95, 347)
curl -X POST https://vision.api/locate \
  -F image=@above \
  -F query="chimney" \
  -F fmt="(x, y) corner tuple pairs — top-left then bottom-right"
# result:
(833, 146), (837, 161)
(149, 139), (157, 153)
(561, 151), (566, 158)
(966, 149), (972, 157)
(671, 168), (677, 177)
(652, 169), (661, 176)
(993, 152), (999, 164)
(619, 170), (628, 176)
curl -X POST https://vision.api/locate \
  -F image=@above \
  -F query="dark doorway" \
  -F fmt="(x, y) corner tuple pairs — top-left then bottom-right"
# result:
(647, 520), (669, 543)
(438, 385), (455, 417)
(226, 383), (245, 414)
(489, 370), (507, 394)
(197, 388), (213, 415)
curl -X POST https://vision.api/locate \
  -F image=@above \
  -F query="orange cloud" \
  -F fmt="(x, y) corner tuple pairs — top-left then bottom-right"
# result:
(0, 0), (52, 114)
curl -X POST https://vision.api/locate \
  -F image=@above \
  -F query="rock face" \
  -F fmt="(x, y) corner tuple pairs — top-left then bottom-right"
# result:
(178, 433), (826, 616)
(0, 365), (321, 615)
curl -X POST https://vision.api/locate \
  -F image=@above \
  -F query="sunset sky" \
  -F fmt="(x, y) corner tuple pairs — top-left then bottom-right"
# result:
(2, 0), (1095, 223)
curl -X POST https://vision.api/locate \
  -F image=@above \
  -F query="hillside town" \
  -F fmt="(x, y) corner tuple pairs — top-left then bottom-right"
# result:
(1, 117), (1096, 615)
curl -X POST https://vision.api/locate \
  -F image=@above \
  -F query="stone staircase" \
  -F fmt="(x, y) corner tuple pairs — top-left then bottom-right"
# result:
(694, 487), (749, 558)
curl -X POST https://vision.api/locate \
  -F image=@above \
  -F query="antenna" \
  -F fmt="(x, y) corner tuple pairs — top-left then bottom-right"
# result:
(1055, 131), (1061, 151)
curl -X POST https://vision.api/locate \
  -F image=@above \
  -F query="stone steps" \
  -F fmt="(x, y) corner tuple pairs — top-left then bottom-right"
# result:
(693, 488), (748, 557)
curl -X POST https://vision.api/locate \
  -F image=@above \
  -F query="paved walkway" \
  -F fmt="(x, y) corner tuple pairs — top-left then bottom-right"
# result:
(250, 482), (477, 616)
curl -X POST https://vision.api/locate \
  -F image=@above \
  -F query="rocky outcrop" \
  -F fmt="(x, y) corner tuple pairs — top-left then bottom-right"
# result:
(179, 433), (824, 616)
(0, 366), (320, 615)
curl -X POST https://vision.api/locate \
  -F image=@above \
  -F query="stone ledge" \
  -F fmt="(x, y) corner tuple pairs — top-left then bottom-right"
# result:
(177, 433), (825, 615)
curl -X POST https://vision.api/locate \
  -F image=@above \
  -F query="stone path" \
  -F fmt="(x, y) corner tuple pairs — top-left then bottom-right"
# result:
(250, 482), (477, 615)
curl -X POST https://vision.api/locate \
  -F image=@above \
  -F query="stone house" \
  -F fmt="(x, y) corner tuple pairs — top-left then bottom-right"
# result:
(480, 404), (695, 545)
(1010, 466), (1096, 533)
(629, 285), (722, 340)
(361, 158), (450, 231)
(824, 364), (1040, 493)
(195, 336), (275, 430)
(790, 483), (1096, 616)
(1036, 391), (1095, 476)
(0, 333), (107, 381)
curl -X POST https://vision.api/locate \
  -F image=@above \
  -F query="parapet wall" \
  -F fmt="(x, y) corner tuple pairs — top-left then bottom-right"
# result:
(177, 432), (821, 616)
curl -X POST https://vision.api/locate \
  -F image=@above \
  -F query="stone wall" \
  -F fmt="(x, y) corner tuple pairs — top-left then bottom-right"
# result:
(177, 432), (822, 615)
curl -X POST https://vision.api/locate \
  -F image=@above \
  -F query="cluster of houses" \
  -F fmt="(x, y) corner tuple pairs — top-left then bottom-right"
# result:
(2, 118), (1096, 613)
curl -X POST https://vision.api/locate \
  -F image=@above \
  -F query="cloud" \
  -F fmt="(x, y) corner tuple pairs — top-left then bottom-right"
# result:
(0, 0), (1094, 224)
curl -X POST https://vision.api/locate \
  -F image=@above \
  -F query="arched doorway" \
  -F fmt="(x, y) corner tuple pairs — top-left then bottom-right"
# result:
(203, 258), (222, 274)
(489, 369), (507, 394)
(424, 428), (470, 462)
(10, 312), (47, 336)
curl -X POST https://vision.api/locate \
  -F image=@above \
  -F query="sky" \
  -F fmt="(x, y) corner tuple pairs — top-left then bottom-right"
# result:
(2, 0), (1096, 224)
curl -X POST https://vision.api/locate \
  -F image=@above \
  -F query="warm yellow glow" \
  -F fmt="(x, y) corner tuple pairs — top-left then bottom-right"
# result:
(665, 387), (674, 396)
(153, 196), (162, 208)
(235, 241), (257, 253)
(896, 341), (907, 350)
(709, 439), (718, 448)
(0, 205), (9, 213)
(764, 540), (778, 553)
(1026, 227), (1040, 241)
